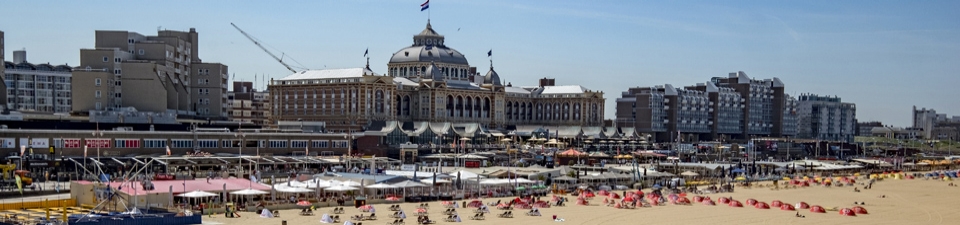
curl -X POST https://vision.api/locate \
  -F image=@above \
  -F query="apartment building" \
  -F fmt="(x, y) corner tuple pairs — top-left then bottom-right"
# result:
(796, 94), (857, 143)
(616, 72), (799, 142)
(227, 81), (270, 125)
(0, 30), (6, 111)
(4, 50), (73, 113)
(72, 28), (228, 121)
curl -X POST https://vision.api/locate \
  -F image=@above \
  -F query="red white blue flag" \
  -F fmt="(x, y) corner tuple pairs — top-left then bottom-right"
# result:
(421, 0), (429, 11)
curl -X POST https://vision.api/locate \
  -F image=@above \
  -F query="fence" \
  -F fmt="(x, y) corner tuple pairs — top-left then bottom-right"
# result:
(0, 199), (76, 210)
(71, 214), (201, 225)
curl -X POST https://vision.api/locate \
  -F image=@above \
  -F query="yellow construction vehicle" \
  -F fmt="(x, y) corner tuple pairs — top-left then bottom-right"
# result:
(1, 163), (33, 185)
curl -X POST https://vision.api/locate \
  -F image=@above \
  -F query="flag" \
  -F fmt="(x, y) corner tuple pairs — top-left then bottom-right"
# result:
(364, 48), (368, 57)
(20, 145), (25, 157)
(84, 145), (88, 158)
(420, 0), (429, 11)
(305, 146), (309, 156)
(487, 50), (492, 57)
(15, 175), (22, 194)
(166, 146), (172, 156)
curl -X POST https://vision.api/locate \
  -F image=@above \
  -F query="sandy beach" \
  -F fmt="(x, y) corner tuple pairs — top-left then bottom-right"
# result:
(203, 178), (959, 225)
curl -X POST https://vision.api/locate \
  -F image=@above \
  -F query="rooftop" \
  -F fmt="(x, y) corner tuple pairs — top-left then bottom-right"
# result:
(277, 68), (377, 81)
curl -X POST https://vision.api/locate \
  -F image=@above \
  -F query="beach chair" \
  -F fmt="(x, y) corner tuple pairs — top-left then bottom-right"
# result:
(273, 210), (280, 217)
(333, 215), (341, 223)
(499, 211), (513, 218)
(443, 215), (456, 222)
(418, 217), (435, 224)
(365, 213), (376, 220)
(470, 213), (485, 220)
(389, 219), (400, 225)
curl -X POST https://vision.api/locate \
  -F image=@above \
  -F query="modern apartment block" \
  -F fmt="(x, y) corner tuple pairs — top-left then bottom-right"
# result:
(4, 50), (73, 113)
(616, 71), (798, 142)
(71, 28), (228, 121)
(0, 30), (6, 111)
(796, 94), (856, 143)
(227, 81), (270, 125)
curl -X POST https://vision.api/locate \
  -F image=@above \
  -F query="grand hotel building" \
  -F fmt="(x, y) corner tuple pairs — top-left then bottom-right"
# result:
(268, 22), (606, 138)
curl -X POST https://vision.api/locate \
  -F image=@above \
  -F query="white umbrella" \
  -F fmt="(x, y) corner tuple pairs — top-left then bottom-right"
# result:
(479, 179), (503, 185)
(231, 188), (269, 195)
(177, 190), (217, 198)
(513, 178), (536, 184)
(680, 171), (700, 177)
(326, 185), (359, 191)
(366, 183), (398, 189)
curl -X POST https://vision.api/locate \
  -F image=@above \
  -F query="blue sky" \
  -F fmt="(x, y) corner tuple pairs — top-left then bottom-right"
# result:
(3, 0), (959, 127)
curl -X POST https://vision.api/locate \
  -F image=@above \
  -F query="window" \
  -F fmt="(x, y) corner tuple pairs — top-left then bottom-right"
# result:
(95, 102), (101, 110)
(114, 70), (121, 75)
(144, 139), (167, 148)
(291, 140), (308, 148)
(269, 140), (288, 148)
(114, 139), (141, 148)
(197, 140), (217, 148)
(95, 78), (101, 86)
(114, 57), (121, 63)
(171, 139), (193, 148)
(138, 49), (144, 55)
(95, 91), (101, 99)
(311, 140), (329, 148)
(103, 57), (108, 62)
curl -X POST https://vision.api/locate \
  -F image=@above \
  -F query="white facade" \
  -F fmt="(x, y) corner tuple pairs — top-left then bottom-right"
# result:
(796, 94), (856, 143)
(4, 51), (73, 113)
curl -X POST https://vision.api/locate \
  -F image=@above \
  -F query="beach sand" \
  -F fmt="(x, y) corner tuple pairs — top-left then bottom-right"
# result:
(203, 178), (959, 225)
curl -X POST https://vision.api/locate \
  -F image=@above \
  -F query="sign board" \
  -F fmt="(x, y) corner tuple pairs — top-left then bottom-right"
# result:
(0, 138), (14, 148)
(400, 164), (417, 171)
(63, 139), (82, 148)
(19, 138), (50, 148)
(85, 139), (111, 148)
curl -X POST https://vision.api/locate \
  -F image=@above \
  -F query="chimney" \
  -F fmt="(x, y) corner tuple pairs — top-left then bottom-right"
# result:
(539, 77), (555, 87)
(13, 50), (26, 64)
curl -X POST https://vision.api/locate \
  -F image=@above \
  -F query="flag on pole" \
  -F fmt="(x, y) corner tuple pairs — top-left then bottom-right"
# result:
(20, 145), (25, 157)
(305, 146), (309, 156)
(166, 146), (172, 156)
(84, 145), (88, 158)
(487, 49), (492, 57)
(364, 48), (368, 57)
(15, 175), (22, 194)
(421, 0), (429, 11)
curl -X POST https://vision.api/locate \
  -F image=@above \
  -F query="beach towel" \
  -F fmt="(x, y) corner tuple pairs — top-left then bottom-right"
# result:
(320, 214), (334, 223)
(260, 208), (274, 218)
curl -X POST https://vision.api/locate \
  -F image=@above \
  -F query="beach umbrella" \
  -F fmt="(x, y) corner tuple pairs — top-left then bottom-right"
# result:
(297, 200), (312, 207)
(385, 196), (401, 201)
(366, 183), (397, 189)
(680, 171), (699, 177)
(852, 206), (868, 214)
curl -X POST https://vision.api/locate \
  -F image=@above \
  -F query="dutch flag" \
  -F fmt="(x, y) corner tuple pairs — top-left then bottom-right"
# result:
(421, 0), (429, 11)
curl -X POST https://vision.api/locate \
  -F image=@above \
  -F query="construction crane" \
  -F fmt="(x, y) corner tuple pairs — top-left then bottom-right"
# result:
(230, 22), (299, 73)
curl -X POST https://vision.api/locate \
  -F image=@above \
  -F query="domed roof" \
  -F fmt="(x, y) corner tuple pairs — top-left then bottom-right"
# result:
(389, 21), (469, 66)
(423, 62), (444, 81)
(483, 66), (502, 86)
(390, 45), (468, 65)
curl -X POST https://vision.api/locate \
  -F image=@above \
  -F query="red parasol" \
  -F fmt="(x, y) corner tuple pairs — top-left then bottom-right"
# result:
(745, 198), (758, 206)
(467, 200), (483, 208)
(770, 200), (783, 208)
(297, 201), (312, 207)
(386, 196), (401, 201)
(416, 208), (427, 213)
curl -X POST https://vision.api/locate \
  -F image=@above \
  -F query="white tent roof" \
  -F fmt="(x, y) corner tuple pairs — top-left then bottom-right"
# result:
(366, 183), (398, 189)
(231, 188), (269, 195)
(177, 190), (217, 198)
(448, 170), (483, 179)
(326, 185), (360, 191)
(390, 180), (427, 188)
(420, 178), (452, 184)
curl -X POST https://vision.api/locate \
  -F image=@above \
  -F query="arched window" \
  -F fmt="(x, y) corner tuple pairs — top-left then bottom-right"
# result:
(447, 95), (454, 117)
(456, 96), (464, 117)
(402, 95), (411, 116)
(474, 97), (482, 118)
(483, 98), (491, 118)
(375, 90), (384, 114)
(466, 97), (474, 118)
(574, 103), (581, 120)
(395, 94), (402, 116)
(563, 103), (570, 120)
(506, 101), (514, 120)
